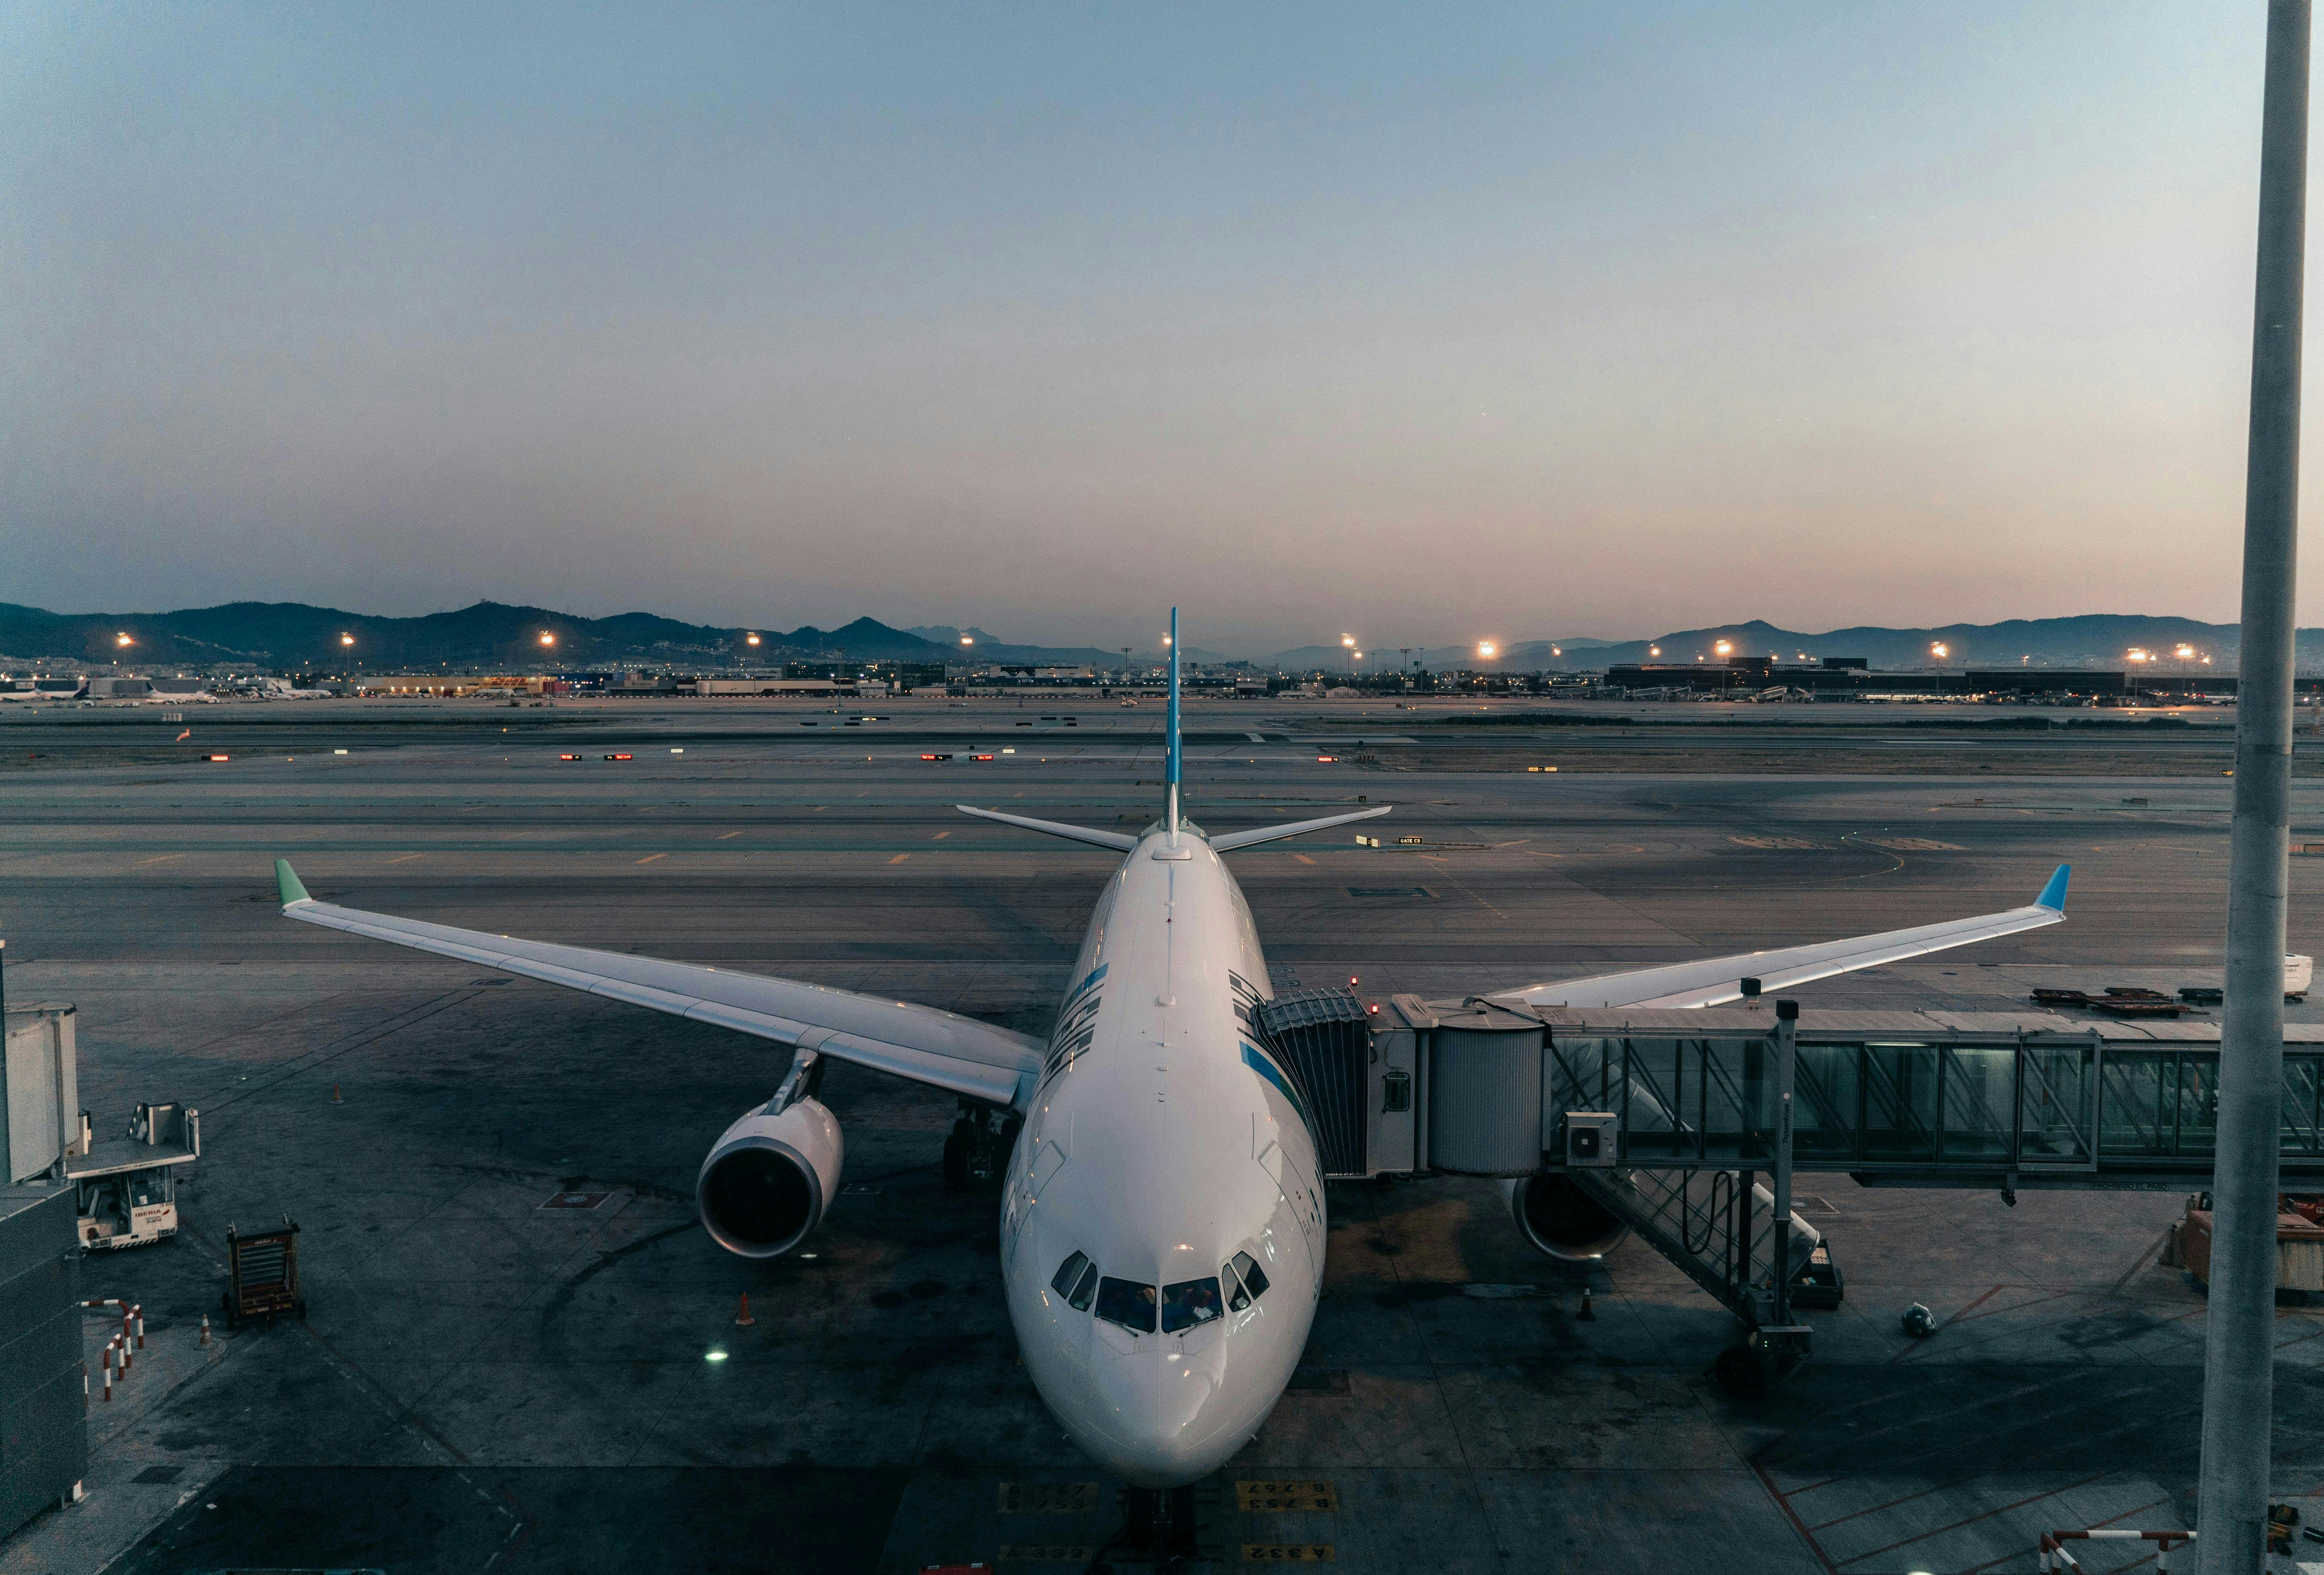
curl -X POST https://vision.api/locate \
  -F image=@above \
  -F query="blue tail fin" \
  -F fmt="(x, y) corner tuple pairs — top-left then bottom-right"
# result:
(1165, 607), (1182, 839)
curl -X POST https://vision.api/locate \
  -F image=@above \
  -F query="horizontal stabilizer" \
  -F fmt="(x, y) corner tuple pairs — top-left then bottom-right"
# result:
(1210, 805), (1393, 852)
(953, 805), (1138, 852)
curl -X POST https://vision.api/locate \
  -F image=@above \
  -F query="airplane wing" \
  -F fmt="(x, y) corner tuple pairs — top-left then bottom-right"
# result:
(271, 859), (1043, 1108)
(1493, 864), (2070, 1010)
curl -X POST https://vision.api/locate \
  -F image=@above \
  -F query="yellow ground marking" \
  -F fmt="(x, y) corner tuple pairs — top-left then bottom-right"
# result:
(1236, 1480), (1339, 1513)
(133, 854), (184, 866)
(636, 854), (665, 864)
(1292, 854), (1316, 865)
(933, 831), (950, 839)
(717, 831), (742, 839)
(388, 854), (423, 864)
(888, 853), (910, 864)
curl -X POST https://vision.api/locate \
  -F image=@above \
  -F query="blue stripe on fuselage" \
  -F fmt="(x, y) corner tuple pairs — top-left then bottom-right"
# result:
(1240, 1041), (1314, 1136)
(1064, 961), (1108, 1005)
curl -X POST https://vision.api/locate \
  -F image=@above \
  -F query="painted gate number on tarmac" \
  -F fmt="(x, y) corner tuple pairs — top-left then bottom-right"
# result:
(1242, 1546), (1335, 1563)
(1235, 1480), (1338, 1513)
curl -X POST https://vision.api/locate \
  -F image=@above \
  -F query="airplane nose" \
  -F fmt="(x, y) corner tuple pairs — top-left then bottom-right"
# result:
(1089, 1348), (1236, 1487)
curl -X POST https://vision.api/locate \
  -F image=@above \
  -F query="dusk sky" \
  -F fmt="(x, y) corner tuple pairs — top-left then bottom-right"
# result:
(1, 4), (2310, 657)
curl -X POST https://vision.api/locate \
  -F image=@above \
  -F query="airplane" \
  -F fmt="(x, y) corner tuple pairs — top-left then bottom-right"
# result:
(270, 609), (2070, 1513)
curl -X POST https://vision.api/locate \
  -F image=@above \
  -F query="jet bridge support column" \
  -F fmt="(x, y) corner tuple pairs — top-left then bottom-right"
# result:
(1771, 999), (1797, 1327)
(1749, 1000), (1812, 1381)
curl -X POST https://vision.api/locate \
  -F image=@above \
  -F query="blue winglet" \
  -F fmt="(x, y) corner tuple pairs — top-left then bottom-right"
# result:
(2036, 863), (2070, 913)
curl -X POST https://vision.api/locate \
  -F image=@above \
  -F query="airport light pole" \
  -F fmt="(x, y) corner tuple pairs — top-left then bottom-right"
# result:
(2200, 4), (2309, 1571)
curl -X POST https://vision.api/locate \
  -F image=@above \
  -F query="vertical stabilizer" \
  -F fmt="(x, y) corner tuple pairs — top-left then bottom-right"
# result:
(1166, 607), (1182, 843)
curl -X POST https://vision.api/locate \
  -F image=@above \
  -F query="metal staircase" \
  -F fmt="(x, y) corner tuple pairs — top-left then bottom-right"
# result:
(1569, 1165), (1831, 1332)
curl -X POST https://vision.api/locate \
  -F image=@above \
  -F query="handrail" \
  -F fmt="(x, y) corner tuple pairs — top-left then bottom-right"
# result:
(1544, 1026), (2324, 1182)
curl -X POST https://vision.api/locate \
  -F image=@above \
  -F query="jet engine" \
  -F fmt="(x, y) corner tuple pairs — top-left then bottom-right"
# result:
(696, 1052), (843, 1259)
(1504, 1173), (1826, 1271)
(1503, 1174), (1631, 1262)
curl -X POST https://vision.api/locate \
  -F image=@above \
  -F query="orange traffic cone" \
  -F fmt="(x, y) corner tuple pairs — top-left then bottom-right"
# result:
(332, 1084), (342, 1104)
(736, 1293), (755, 1327)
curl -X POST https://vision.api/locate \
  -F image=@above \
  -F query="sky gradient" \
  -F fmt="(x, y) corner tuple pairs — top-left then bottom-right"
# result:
(1, 3), (2311, 657)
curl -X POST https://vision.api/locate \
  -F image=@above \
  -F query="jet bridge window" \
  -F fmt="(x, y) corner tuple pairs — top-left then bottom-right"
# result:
(1161, 1277), (1223, 1333)
(1095, 1276), (1157, 1334)
(1051, 1251), (1099, 1311)
(1225, 1251), (1270, 1310)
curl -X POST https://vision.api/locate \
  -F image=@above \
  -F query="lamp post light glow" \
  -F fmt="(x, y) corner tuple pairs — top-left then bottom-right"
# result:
(340, 633), (355, 647)
(1477, 642), (1497, 660)
(115, 632), (133, 648)
(539, 632), (556, 648)
(1648, 646), (1661, 657)
(746, 633), (761, 647)
(1713, 640), (1732, 657)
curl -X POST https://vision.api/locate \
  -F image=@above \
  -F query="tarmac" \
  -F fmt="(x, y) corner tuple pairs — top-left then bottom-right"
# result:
(2, 694), (2322, 1573)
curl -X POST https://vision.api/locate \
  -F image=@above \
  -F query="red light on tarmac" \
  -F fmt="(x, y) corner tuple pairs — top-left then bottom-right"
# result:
(973, 754), (995, 761)
(206, 754), (230, 762)
(604, 753), (633, 761)
(1316, 755), (1337, 763)
(559, 753), (582, 761)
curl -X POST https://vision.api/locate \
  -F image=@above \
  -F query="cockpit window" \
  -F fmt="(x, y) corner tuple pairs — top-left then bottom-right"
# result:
(1095, 1276), (1157, 1334)
(1231, 1251), (1270, 1302)
(1051, 1252), (1100, 1311)
(1161, 1277), (1223, 1333)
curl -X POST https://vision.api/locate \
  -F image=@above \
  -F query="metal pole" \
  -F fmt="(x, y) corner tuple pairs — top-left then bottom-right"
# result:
(1773, 1001), (1797, 1324)
(2200, 4), (2310, 1569)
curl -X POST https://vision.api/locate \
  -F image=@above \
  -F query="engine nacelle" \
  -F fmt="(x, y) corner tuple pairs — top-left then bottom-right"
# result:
(1503, 1174), (1825, 1268)
(697, 1096), (843, 1259)
(1503, 1173), (1632, 1262)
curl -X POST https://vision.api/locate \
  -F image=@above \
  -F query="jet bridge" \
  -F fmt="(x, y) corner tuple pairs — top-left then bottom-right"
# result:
(1314, 995), (2324, 1384)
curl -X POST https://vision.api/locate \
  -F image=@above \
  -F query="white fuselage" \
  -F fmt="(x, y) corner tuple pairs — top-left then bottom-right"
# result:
(999, 827), (1326, 1488)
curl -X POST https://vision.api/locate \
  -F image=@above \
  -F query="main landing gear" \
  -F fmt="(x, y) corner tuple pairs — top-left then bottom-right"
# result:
(941, 1102), (1020, 1190)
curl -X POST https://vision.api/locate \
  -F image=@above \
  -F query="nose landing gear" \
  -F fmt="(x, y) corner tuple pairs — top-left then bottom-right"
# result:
(1089, 1486), (1200, 1571)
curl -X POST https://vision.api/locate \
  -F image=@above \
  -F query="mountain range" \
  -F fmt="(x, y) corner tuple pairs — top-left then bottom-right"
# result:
(1485, 616), (2262, 673)
(0, 601), (1131, 672)
(0, 601), (2302, 675)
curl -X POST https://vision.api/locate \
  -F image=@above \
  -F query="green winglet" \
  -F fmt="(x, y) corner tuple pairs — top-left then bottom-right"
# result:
(274, 858), (311, 905)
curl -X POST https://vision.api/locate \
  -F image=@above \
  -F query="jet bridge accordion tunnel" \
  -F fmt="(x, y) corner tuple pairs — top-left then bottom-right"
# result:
(1262, 993), (2324, 1376)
